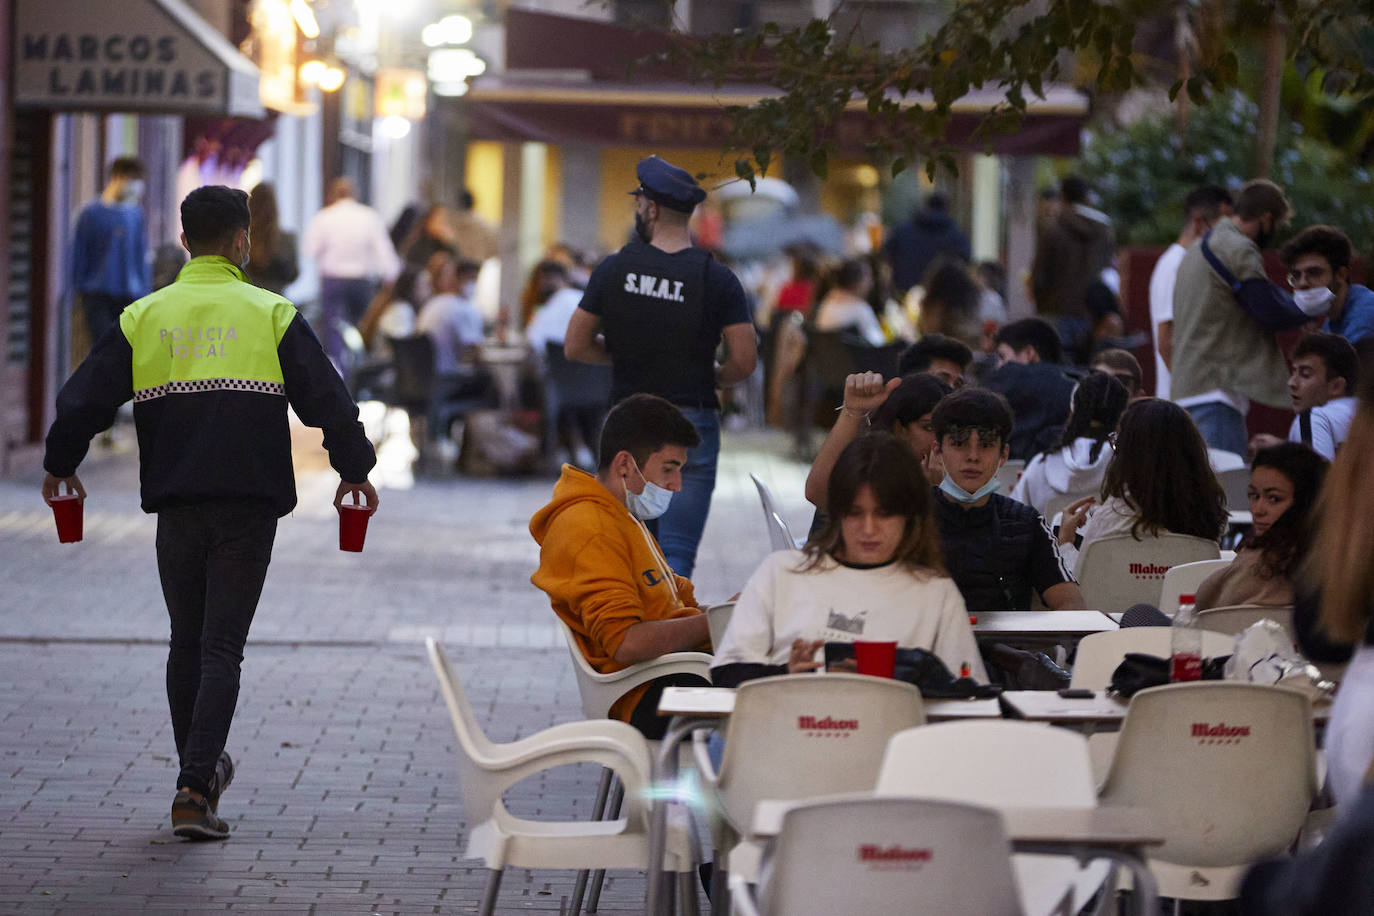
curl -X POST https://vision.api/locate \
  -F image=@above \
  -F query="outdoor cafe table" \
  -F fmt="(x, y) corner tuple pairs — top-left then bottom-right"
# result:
(1001, 688), (1333, 728)
(644, 685), (1002, 912)
(972, 610), (1118, 642)
(750, 799), (1163, 916)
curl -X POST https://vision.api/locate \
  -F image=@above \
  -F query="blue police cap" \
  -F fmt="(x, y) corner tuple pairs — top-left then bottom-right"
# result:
(630, 156), (706, 213)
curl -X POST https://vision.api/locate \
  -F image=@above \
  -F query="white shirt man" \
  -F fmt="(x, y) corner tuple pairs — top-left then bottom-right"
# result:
(527, 287), (585, 355)
(1149, 185), (1233, 399)
(301, 193), (400, 282)
(1290, 396), (1356, 460)
(1148, 242), (1186, 400)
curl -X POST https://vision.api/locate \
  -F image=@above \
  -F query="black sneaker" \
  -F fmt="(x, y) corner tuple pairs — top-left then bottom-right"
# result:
(207, 751), (235, 813)
(171, 789), (230, 841)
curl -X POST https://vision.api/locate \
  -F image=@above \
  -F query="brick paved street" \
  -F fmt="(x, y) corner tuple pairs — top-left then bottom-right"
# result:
(0, 417), (811, 914)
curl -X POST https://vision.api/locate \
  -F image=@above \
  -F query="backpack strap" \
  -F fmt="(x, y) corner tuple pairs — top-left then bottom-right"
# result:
(1199, 231), (1242, 292)
(1300, 409), (1313, 446)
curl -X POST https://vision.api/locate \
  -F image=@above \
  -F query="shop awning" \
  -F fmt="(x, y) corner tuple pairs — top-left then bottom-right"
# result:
(466, 78), (1087, 157)
(472, 8), (1088, 157)
(13, 0), (262, 117)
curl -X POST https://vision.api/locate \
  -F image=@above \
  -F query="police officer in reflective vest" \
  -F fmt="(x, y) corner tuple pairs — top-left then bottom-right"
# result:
(566, 156), (756, 578)
(42, 186), (379, 841)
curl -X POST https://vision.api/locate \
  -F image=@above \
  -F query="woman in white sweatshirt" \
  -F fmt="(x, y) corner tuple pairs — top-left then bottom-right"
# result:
(712, 433), (985, 686)
(1011, 371), (1130, 517)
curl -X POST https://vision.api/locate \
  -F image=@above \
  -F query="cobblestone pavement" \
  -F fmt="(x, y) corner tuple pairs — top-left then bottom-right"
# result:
(0, 416), (811, 914)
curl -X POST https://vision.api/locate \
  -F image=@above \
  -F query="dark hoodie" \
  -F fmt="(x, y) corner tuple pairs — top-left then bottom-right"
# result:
(1031, 204), (1116, 320)
(885, 208), (972, 295)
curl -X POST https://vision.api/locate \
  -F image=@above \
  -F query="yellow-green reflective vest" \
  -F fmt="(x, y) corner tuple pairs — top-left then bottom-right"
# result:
(121, 256), (296, 401)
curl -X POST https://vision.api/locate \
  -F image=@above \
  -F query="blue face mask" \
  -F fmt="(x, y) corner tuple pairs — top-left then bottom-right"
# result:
(939, 473), (1002, 504)
(625, 458), (674, 520)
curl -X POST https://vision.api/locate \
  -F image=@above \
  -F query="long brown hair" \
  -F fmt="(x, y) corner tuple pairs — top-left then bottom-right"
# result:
(801, 433), (945, 578)
(1307, 383), (1374, 641)
(248, 182), (280, 270)
(1099, 398), (1228, 541)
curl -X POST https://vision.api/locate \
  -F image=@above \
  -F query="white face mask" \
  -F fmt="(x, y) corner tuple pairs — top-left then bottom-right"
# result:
(121, 178), (146, 203)
(624, 457), (674, 520)
(459, 281), (476, 300)
(1293, 286), (1335, 317)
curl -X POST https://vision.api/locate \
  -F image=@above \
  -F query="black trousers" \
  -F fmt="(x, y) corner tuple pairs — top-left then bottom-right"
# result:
(156, 502), (277, 796)
(628, 673), (712, 740)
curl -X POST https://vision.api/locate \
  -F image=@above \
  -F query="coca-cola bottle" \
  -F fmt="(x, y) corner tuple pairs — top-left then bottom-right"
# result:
(1170, 594), (1203, 682)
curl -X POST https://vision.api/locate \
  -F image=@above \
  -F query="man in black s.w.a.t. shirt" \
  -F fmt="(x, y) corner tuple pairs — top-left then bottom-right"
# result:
(565, 156), (756, 578)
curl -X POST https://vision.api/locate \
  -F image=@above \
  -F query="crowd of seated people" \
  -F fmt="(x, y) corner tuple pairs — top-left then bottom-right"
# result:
(517, 178), (1374, 911)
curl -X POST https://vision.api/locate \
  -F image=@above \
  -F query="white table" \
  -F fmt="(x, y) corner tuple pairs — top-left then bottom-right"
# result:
(972, 610), (1119, 641)
(644, 685), (1002, 911)
(656, 685), (1003, 722)
(1001, 688), (1333, 727)
(751, 799), (1162, 916)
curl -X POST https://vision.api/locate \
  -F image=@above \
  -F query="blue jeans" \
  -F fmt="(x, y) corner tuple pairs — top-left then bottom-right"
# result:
(318, 277), (375, 367)
(1185, 401), (1248, 456)
(650, 407), (720, 579)
(157, 502), (277, 797)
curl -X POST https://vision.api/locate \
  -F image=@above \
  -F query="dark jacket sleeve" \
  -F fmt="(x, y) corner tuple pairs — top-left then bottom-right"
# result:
(711, 662), (787, 688)
(43, 325), (134, 477)
(1240, 782), (1374, 915)
(277, 314), (377, 484)
(1294, 585), (1357, 664)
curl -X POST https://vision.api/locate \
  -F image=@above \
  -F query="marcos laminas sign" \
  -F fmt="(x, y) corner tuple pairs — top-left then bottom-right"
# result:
(14, 0), (262, 116)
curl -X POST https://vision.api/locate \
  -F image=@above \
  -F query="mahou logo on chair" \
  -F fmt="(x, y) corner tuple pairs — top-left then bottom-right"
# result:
(1128, 562), (1172, 579)
(797, 715), (859, 736)
(859, 844), (933, 867)
(1192, 722), (1251, 744)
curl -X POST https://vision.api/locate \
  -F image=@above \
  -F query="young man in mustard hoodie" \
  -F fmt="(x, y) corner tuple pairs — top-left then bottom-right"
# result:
(531, 394), (711, 737)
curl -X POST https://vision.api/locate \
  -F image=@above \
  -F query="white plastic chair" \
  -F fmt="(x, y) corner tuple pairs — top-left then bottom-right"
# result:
(732, 796), (1024, 916)
(1194, 604), (1296, 643)
(1070, 628), (1237, 692)
(1207, 448), (1246, 472)
(1214, 467), (1250, 511)
(706, 603), (735, 653)
(557, 620), (711, 913)
(1158, 559), (1230, 616)
(877, 721), (1111, 916)
(749, 472), (804, 551)
(1076, 533), (1221, 612)
(695, 674), (925, 908)
(425, 639), (699, 916)
(995, 459), (1026, 494)
(1097, 682), (1319, 904)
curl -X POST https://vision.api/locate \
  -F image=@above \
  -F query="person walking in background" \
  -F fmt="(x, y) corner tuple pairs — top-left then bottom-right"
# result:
(244, 183), (299, 296)
(883, 191), (971, 298)
(1171, 179), (1297, 454)
(1031, 175), (1116, 352)
(71, 156), (151, 348)
(301, 177), (401, 367)
(1148, 184), (1233, 400)
(42, 186), (379, 841)
(565, 155), (757, 578)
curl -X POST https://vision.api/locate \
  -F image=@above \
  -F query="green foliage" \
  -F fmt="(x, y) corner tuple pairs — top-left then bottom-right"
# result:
(652, 0), (1374, 182)
(1078, 91), (1374, 251)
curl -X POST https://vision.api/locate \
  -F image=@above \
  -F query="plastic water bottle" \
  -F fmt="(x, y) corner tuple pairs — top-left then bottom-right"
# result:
(1170, 594), (1203, 682)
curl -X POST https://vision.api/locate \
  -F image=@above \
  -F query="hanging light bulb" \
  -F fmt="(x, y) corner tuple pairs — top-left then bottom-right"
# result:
(318, 67), (346, 92)
(289, 0), (320, 38)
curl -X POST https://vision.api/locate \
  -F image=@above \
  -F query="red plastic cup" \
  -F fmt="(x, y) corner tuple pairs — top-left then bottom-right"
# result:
(338, 503), (372, 552)
(50, 494), (84, 543)
(853, 640), (898, 678)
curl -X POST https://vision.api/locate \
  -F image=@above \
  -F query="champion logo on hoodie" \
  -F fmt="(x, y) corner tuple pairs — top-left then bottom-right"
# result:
(642, 569), (663, 587)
